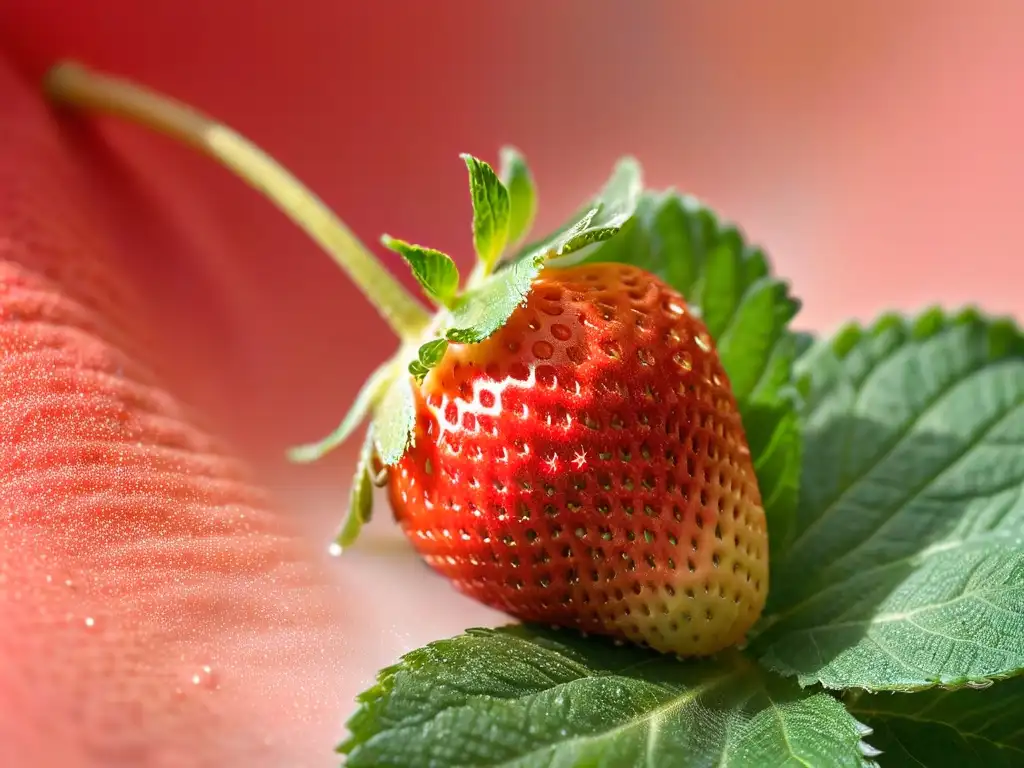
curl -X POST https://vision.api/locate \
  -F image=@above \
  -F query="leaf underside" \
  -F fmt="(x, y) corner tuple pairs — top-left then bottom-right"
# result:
(754, 309), (1024, 692)
(848, 674), (1024, 767)
(373, 373), (417, 466)
(445, 251), (547, 344)
(335, 426), (377, 548)
(340, 626), (873, 768)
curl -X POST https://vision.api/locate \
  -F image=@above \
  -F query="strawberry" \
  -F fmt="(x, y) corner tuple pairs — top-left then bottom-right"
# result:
(388, 263), (767, 655)
(46, 62), (769, 656)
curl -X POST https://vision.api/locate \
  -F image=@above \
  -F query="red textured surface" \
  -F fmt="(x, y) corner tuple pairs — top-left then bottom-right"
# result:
(0, 61), (352, 767)
(389, 265), (768, 655)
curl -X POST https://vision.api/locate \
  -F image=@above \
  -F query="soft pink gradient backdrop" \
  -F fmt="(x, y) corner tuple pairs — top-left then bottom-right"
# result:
(1, 2), (1022, 765)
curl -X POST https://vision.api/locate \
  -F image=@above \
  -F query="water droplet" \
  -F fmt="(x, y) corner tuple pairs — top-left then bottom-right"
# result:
(84, 616), (95, 628)
(327, 542), (343, 557)
(191, 665), (220, 690)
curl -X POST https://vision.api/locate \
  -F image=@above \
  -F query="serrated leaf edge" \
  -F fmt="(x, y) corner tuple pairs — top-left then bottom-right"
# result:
(760, 306), (1024, 693)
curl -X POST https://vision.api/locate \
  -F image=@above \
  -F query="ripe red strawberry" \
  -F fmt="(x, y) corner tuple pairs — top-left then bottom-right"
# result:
(46, 62), (770, 657)
(388, 262), (768, 656)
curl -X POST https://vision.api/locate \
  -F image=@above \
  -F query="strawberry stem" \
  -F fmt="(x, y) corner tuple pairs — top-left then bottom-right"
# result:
(43, 62), (432, 341)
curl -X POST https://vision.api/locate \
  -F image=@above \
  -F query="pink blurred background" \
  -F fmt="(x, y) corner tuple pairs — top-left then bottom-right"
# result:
(6, 0), (1023, 480)
(1, 1), (1022, 764)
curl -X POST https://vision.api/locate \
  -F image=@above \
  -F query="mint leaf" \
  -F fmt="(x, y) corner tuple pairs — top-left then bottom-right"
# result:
(462, 154), (511, 273)
(848, 676), (1024, 766)
(753, 309), (1024, 691)
(445, 250), (546, 344)
(286, 362), (392, 463)
(340, 626), (873, 768)
(579, 191), (803, 558)
(372, 373), (417, 466)
(334, 426), (377, 548)
(382, 235), (460, 308)
(408, 338), (449, 382)
(499, 146), (537, 247)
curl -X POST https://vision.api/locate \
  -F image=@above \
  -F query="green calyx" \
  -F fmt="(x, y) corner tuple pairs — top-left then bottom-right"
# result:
(292, 151), (805, 556)
(288, 149), (644, 548)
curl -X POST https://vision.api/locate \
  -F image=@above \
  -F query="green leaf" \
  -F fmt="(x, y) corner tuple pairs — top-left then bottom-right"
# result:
(334, 426), (377, 549)
(793, 331), (817, 362)
(372, 373), (418, 466)
(847, 675), (1024, 767)
(408, 338), (449, 382)
(578, 191), (803, 560)
(518, 156), (643, 264)
(340, 625), (874, 768)
(286, 362), (392, 463)
(382, 235), (460, 308)
(753, 309), (1024, 691)
(445, 250), (546, 344)
(462, 154), (511, 273)
(499, 146), (537, 247)
(744, 394), (802, 554)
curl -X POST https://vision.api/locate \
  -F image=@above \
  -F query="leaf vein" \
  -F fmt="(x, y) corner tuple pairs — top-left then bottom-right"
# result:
(788, 356), (1007, 556)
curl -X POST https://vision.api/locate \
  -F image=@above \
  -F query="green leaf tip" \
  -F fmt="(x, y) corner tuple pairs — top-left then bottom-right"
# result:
(514, 155), (644, 267)
(381, 235), (460, 309)
(462, 153), (511, 275)
(498, 145), (537, 247)
(334, 426), (377, 549)
(285, 362), (392, 463)
(408, 338), (449, 382)
(597, 155), (643, 217)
